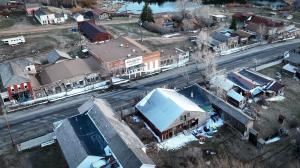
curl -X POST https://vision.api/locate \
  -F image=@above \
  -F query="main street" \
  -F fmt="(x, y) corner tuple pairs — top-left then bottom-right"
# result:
(0, 39), (299, 154)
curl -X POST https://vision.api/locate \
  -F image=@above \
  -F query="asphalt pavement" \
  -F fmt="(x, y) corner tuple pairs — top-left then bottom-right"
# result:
(0, 39), (299, 154)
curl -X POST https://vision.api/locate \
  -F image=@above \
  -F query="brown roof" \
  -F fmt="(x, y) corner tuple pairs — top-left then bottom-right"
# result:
(88, 37), (146, 63)
(234, 30), (254, 38)
(38, 57), (101, 85)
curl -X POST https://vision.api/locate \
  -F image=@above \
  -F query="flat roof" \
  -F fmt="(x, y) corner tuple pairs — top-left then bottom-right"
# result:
(88, 37), (146, 63)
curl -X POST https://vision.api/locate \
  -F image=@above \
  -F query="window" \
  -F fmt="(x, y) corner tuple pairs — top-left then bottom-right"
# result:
(187, 112), (190, 117)
(79, 81), (84, 85)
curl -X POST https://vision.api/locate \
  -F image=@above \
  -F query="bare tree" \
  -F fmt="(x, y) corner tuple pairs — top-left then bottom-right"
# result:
(257, 24), (267, 44)
(192, 31), (217, 87)
(176, 0), (189, 18)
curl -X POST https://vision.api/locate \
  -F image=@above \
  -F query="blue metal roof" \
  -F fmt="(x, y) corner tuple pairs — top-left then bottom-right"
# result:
(227, 89), (245, 102)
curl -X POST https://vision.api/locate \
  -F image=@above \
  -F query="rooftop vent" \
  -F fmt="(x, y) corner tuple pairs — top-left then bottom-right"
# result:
(132, 49), (136, 53)
(120, 43), (124, 47)
(128, 54), (131, 57)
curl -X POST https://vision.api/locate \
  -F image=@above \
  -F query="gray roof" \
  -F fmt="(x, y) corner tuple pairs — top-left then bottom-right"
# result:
(0, 59), (31, 89)
(34, 9), (46, 17)
(198, 84), (253, 125)
(80, 99), (155, 168)
(47, 49), (72, 64)
(136, 88), (205, 132)
(285, 52), (300, 65)
(54, 114), (109, 168)
(211, 32), (229, 42)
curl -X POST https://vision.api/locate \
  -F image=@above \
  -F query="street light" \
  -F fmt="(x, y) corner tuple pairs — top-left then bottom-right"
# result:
(138, 21), (143, 42)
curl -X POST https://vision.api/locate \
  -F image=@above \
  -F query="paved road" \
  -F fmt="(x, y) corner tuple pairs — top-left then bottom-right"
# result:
(0, 18), (139, 37)
(0, 40), (299, 154)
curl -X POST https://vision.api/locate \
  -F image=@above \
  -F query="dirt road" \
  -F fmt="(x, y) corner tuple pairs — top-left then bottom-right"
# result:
(0, 18), (139, 37)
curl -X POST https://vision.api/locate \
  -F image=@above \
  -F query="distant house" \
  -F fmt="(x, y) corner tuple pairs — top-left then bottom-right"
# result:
(84, 9), (110, 21)
(72, 13), (84, 22)
(47, 49), (73, 64)
(78, 21), (112, 43)
(210, 29), (239, 53)
(234, 30), (256, 45)
(54, 98), (156, 168)
(34, 8), (67, 25)
(160, 48), (190, 70)
(136, 88), (209, 141)
(210, 14), (227, 23)
(24, 3), (40, 16)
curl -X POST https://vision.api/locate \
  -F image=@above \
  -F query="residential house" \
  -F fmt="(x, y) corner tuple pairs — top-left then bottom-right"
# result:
(47, 49), (73, 64)
(24, 3), (40, 16)
(34, 8), (67, 25)
(84, 8), (110, 21)
(160, 48), (190, 70)
(234, 30), (257, 45)
(282, 52), (300, 75)
(210, 29), (239, 53)
(136, 88), (209, 140)
(227, 68), (284, 97)
(154, 14), (174, 28)
(78, 21), (112, 43)
(54, 98), (155, 168)
(210, 14), (227, 23)
(88, 37), (161, 78)
(233, 13), (299, 42)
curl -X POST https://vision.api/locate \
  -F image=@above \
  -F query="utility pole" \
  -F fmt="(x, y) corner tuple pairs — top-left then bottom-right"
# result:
(3, 105), (15, 147)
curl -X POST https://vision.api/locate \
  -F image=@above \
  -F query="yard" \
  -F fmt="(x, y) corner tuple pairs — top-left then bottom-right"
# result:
(0, 29), (82, 62)
(108, 23), (160, 39)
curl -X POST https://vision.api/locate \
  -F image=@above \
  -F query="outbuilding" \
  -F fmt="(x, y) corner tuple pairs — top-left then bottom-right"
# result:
(78, 21), (112, 43)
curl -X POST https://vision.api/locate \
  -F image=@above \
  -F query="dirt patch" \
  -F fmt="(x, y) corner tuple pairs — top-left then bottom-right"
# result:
(124, 114), (157, 144)
(0, 29), (81, 62)
(141, 37), (195, 51)
(0, 143), (66, 168)
(255, 64), (300, 137)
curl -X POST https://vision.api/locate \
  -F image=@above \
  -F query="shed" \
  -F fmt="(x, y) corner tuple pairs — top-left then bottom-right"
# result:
(78, 21), (112, 43)
(47, 49), (72, 64)
(227, 89), (246, 109)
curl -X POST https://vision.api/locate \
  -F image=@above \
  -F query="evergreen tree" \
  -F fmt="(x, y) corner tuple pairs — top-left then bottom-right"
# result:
(140, 3), (154, 23)
(230, 18), (237, 30)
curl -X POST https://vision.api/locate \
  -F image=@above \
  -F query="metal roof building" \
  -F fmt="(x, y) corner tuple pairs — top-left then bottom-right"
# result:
(78, 21), (112, 43)
(136, 88), (208, 140)
(54, 98), (155, 168)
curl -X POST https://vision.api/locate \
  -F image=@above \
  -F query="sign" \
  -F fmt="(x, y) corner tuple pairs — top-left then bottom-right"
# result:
(125, 56), (143, 68)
